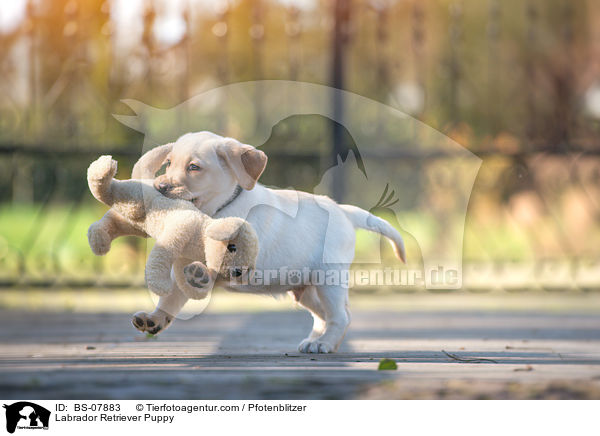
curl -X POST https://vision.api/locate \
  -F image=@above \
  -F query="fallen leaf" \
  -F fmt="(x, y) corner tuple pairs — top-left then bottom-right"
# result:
(378, 358), (398, 370)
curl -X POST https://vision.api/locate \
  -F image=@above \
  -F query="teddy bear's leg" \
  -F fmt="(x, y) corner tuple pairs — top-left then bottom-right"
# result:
(132, 278), (188, 335)
(145, 243), (176, 296)
(88, 209), (149, 255)
(172, 257), (215, 300)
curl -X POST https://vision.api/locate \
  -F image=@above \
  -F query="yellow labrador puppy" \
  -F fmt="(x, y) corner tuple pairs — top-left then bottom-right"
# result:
(90, 131), (405, 353)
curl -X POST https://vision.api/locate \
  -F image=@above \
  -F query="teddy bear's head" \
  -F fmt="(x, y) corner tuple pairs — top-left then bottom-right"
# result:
(204, 217), (259, 284)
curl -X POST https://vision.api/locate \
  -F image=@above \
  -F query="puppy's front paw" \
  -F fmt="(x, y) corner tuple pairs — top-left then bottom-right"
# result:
(181, 262), (212, 299)
(132, 310), (173, 335)
(87, 224), (112, 255)
(298, 339), (335, 354)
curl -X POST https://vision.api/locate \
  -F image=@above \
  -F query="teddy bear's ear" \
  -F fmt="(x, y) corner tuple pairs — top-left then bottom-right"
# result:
(217, 139), (267, 190)
(206, 218), (246, 241)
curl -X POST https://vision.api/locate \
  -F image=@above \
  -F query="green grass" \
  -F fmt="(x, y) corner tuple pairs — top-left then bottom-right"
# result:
(0, 204), (536, 265)
(0, 203), (147, 281)
(0, 203), (590, 287)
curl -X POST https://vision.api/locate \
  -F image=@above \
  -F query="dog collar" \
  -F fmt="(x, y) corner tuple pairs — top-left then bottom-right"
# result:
(215, 185), (243, 214)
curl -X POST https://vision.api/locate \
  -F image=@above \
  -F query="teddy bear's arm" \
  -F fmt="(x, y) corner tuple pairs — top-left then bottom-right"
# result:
(88, 155), (118, 205)
(88, 156), (148, 219)
(88, 209), (149, 256)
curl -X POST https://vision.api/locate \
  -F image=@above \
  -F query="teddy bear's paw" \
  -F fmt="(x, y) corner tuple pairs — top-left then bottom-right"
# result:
(89, 155), (117, 180)
(87, 224), (112, 256)
(183, 261), (211, 289)
(131, 310), (173, 335)
(180, 262), (212, 300)
(298, 339), (335, 354)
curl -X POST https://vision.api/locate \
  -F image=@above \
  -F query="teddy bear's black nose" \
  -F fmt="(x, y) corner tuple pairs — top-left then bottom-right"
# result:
(227, 243), (236, 253)
(232, 268), (243, 277)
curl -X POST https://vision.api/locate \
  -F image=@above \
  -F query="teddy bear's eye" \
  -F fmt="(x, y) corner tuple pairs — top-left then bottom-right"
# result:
(227, 243), (236, 253)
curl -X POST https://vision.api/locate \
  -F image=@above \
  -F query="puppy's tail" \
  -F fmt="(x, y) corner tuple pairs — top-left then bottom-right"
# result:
(87, 155), (118, 206)
(339, 204), (406, 263)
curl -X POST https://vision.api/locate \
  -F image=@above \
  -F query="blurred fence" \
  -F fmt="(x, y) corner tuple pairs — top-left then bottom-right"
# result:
(1, 144), (600, 292)
(1, 0), (600, 292)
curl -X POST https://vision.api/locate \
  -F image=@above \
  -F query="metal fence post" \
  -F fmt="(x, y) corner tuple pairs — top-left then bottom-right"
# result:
(330, 0), (351, 202)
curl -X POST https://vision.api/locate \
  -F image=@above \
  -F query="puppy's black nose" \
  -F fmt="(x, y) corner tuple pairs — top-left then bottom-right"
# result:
(157, 183), (170, 194)
(232, 268), (243, 277)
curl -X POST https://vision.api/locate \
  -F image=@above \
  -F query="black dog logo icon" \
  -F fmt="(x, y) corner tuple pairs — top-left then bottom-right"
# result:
(3, 402), (50, 433)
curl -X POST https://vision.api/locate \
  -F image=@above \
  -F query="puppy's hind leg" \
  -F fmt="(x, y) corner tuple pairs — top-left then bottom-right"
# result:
(292, 287), (327, 351)
(300, 284), (350, 354)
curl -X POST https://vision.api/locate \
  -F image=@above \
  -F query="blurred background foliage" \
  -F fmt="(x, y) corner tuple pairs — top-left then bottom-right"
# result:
(1, 0), (600, 291)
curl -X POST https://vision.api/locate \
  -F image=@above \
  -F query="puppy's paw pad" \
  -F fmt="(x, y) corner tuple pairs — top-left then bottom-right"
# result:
(132, 312), (150, 332)
(132, 315), (145, 330)
(147, 325), (162, 335)
(183, 262), (211, 288)
(298, 339), (335, 354)
(131, 311), (172, 335)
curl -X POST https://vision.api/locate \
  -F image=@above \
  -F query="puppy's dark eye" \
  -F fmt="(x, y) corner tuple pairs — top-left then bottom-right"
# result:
(227, 244), (236, 253)
(165, 160), (171, 167)
(188, 163), (200, 171)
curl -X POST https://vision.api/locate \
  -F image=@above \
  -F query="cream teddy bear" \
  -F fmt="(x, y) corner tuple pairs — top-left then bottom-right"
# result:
(87, 155), (259, 300)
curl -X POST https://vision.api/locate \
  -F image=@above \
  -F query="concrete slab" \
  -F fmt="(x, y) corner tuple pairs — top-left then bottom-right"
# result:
(1, 296), (600, 399)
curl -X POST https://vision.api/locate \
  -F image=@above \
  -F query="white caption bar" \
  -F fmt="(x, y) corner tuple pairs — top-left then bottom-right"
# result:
(0, 400), (597, 435)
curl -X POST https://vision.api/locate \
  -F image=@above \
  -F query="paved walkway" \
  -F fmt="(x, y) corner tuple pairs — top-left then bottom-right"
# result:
(1, 297), (600, 399)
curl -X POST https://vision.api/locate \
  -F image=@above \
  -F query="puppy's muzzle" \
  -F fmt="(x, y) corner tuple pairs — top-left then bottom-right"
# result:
(156, 182), (172, 195)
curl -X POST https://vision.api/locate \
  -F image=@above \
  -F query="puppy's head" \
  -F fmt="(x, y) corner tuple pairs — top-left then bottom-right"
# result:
(153, 132), (267, 207)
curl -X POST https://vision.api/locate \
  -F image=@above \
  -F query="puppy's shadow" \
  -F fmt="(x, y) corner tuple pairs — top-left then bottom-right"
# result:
(208, 310), (600, 367)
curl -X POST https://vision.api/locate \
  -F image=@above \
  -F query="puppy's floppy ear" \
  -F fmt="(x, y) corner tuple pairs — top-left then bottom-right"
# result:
(132, 143), (173, 179)
(217, 139), (267, 190)
(206, 217), (246, 241)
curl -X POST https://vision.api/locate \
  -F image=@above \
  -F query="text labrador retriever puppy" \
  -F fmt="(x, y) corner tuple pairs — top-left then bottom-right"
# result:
(90, 131), (405, 353)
